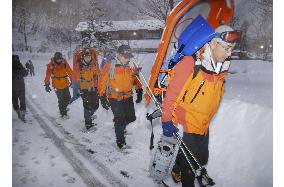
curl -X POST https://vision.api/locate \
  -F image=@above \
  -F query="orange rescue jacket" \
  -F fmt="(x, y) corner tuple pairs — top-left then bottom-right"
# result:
(98, 60), (142, 100)
(44, 58), (73, 89)
(161, 56), (227, 135)
(72, 48), (100, 90)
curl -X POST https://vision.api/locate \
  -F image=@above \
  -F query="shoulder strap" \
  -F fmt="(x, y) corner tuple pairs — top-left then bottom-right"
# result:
(50, 62), (55, 75)
(192, 64), (201, 80)
(105, 61), (116, 96)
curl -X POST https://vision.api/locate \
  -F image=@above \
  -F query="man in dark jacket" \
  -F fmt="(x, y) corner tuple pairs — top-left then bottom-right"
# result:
(25, 59), (35, 76)
(12, 55), (29, 122)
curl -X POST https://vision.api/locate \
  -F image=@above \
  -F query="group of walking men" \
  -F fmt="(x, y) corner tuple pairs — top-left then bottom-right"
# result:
(44, 44), (143, 149)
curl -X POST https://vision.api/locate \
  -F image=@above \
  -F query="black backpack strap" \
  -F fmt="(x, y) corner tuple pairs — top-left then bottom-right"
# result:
(192, 64), (201, 80)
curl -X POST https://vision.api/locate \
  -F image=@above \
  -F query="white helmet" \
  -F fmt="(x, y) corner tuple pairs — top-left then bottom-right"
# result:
(212, 25), (241, 46)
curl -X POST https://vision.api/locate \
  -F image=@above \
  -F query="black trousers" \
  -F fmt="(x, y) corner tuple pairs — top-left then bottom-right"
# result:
(55, 87), (71, 116)
(109, 97), (136, 141)
(179, 132), (209, 187)
(12, 90), (26, 111)
(81, 89), (99, 124)
(30, 69), (35, 76)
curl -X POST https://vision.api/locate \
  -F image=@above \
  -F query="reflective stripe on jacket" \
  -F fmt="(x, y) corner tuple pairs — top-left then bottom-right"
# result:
(44, 58), (72, 89)
(161, 56), (227, 135)
(98, 61), (142, 100)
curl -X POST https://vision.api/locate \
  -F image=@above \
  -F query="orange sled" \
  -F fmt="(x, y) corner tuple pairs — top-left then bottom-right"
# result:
(145, 0), (235, 105)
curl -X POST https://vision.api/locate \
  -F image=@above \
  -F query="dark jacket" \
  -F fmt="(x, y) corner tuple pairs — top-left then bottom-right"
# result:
(12, 56), (28, 91)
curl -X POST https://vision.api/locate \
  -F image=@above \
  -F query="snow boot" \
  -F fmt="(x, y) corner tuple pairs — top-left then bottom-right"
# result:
(16, 110), (21, 119)
(85, 122), (94, 130)
(116, 139), (126, 149)
(61, 113), (70, 119)
(19, 110), (26, 122)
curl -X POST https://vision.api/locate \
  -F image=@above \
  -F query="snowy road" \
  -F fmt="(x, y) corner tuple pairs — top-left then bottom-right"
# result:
(17, 95), (129, 187)
(12, 106), (87, 187)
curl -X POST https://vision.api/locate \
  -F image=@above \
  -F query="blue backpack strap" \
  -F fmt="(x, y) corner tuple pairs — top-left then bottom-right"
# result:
(169, 15), (216, 69)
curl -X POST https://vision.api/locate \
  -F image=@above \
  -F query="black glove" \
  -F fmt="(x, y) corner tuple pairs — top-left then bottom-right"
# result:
(136, 88), (143, 103)
(100, 94), (110, 110)
(132, 66), (142, 77)
(45, 84), (52, 93)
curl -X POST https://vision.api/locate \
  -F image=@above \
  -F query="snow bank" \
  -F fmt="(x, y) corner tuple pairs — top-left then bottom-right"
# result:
(208, 99), (272, 187)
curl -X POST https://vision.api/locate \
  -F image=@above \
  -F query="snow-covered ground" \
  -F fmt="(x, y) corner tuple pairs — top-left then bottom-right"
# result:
(12, 52), (272, 187)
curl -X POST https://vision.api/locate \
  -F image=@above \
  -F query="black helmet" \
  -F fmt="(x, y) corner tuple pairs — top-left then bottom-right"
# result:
(54, 52), (63, 64)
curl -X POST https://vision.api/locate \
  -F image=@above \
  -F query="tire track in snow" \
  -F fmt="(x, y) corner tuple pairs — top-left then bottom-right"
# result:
(26, 96), (128, 187)
(26, 100), (106, 187)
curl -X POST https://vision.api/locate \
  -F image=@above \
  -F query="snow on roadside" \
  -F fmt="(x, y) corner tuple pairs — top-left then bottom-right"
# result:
(208, 99), (272, 187)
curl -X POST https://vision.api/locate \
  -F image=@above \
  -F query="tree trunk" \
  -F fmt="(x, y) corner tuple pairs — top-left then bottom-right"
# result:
(22, 9), (28, 51)
(169, 0), (174, 10)
(69, 35), (72, 58)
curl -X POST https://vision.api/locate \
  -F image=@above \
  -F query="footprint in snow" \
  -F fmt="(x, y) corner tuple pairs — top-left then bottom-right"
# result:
(20, 177), (27, 184)
(82, 137), (92, 144)
(18, 151), (25, 156)
(24, 169), (31, 175)
(66, 177), (76, 183)
(31, 176), (38, 183)
(50, 161), (55, 167)
(15, 129), (25, 133)
(62, 173), (68, 177)
(49, 154), (55, 159)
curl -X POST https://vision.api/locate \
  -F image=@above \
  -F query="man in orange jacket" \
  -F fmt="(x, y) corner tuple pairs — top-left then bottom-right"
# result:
(44, 52), (73, 118)
(71, 48), (100, 130)
(98, 45), (143, 149)
(161, 25), (241, 186)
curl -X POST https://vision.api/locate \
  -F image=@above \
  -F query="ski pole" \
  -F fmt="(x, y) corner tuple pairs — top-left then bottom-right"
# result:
(174, 133), (215, 186)
(175, 133), (202, 168)
(132, 61), (162, 111)
(173, 133), (197, 176)
(134, 66), (160, 107)
(134, 73), (162, 111)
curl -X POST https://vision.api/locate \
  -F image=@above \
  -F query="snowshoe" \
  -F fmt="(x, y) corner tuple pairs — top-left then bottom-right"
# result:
(60, 114), (70, 120)
(113, 141), (131, 154)
(85, 123), (94, 130)
(116, 139), (126, 149)
(149, 135), (179, 182)
(19, 110), (27, 123)
(80, 123), (97, 133)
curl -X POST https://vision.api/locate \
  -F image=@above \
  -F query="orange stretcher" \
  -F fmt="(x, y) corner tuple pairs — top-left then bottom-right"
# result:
(145, 0), (234, 105)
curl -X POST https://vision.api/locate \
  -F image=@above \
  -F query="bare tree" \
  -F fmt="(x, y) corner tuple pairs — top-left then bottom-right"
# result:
(249, 0), (272, 57)
(240, 21), (249, 52)
(139, 0), (176, 23)
(13, 0), (33, 51)
(13, 0), (56, 52)
(80, 0), (113, 50)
